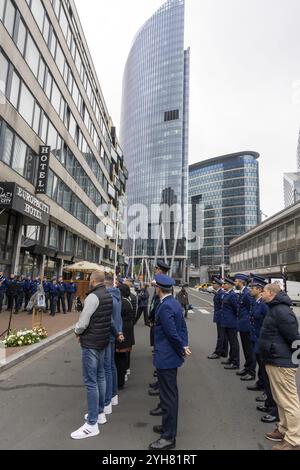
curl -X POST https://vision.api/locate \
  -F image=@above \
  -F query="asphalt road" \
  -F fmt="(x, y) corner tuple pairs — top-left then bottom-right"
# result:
(0, 288), (298, 450)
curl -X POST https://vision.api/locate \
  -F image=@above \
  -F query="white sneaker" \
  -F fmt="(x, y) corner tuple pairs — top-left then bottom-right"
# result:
(84, 413), (107, 425)
(126, 369), (131, 376)
(104, 403), (112, 415)
(70, 423), (99, 440)
(125, 374), (128, 382)
(111, 395), (118, 406)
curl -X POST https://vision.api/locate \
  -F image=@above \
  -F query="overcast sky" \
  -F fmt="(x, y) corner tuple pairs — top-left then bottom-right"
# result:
(75, 0), (300, 219)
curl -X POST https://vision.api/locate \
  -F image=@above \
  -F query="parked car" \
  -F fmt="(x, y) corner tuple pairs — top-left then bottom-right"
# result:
(198, 283), (212, 291)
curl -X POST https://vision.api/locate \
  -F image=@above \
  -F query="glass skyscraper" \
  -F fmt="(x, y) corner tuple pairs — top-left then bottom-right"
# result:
(189, 152), (260, 282)
(120, 0), (189, 278)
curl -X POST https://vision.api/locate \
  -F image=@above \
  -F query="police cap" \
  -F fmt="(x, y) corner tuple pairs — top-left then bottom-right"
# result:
(154, 274), (175, 290)
(234, 273), (249, 283)
(155, 260), (170, 272)
(224, 277), (235, 286)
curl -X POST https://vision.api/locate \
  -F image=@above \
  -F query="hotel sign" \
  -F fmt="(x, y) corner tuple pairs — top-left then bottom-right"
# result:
(35, 146), (50, 195)
(0, 183), (50, 226)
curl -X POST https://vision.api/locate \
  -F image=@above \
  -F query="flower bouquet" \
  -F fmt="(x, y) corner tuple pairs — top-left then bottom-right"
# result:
(1, 328), (48, 348)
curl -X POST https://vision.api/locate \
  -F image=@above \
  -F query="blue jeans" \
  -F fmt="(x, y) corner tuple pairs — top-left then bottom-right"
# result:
(82, 348), (106, 425)
(104, 341), (118, 406)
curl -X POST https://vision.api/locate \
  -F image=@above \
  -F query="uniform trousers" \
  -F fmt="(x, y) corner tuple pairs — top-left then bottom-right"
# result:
(214, 323), (228, 357)
(225, 328), (240, 366)
(157, 368), (178, 441)
(239, 331), (256, 375)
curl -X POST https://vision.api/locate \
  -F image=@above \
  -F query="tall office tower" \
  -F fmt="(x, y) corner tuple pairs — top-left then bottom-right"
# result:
(120, 0), (189, 279)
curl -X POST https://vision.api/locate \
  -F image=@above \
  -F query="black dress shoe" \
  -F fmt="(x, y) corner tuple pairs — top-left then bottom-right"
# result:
(261, 414), (278, 423)
(150, 407), (164, 416)
(153, 425), (164, 434)
(240, 374), (256, 381)
(207, 353), (220, 359)
(149, 389), (160, 396)
(149, 381), (159, 389)
(257, 405), (269, 413)
(224, 364), (239, 370)
(149, 438), (176, 450)
(221, 360), (231, 365)
(256, 392), (267, 402)
(247, 384), (264, 392)
(236, 369), (248, 376)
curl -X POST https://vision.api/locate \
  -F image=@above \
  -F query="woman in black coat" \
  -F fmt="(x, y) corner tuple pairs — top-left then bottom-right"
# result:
(115, 283), (135, 388)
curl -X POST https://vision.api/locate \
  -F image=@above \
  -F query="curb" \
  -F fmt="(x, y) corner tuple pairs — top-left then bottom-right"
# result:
(0, 325), (75, 374)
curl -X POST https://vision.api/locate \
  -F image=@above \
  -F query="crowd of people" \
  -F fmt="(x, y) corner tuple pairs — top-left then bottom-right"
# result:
(0, 271), (77, 316)
(71, 262), (192, 450)
(207, 273), (300, 451)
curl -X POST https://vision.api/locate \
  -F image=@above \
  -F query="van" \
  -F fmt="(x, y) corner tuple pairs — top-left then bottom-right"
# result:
(271, 279), (300, 305)
(287, 281), (300, 306)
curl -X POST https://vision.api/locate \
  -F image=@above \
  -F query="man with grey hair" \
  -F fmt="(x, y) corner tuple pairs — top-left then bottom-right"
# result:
(260, 283), (300, 450)
(71, 271), (113, 440)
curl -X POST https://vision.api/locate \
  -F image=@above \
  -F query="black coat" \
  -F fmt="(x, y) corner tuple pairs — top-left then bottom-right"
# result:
(259, 292), (300, 368)
(118, 296), (135, 349)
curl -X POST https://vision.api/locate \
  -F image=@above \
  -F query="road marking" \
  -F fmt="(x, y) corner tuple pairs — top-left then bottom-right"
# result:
(188, 290), (214, 307)
(197, 308), (211, 315)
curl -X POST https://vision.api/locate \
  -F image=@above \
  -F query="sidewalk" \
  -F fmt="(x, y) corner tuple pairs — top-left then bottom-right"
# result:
(0, 309), (79, 366)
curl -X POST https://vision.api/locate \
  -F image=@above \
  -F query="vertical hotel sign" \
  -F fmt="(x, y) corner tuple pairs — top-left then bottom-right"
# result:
(35, 146), (50, 194)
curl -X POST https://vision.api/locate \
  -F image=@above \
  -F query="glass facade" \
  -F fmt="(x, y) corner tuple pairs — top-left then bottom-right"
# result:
(189, 152), (260, 271)
(120, 0), (189, 267)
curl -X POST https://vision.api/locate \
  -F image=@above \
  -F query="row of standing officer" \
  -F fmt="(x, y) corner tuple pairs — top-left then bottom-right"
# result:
(208, 273), (279, 423)
(0, 271), (77, 315)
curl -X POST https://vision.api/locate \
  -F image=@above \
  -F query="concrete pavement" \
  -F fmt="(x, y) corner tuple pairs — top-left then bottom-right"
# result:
(0, 289), (291, 450)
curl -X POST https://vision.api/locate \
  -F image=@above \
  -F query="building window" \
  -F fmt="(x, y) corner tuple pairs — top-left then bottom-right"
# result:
(0, 51), (9, 97)
(49, 223), (59, 248)
(1, 125), (13, 165)
(11, 134), (27, 176)
(16, 18), (27, 55)
(164, 110), (179, 122)
(3, 0), (16, 36)
(10, 70), (20, 108)
(25, 34), (40, 78)
(18, 82), (34, 127)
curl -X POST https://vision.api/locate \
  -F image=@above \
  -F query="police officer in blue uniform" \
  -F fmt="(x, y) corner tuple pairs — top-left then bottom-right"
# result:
(207, 277), (228, 359)
(57, 277), (67, 314)
(66, 279), (77, 312)
(49, 278), (59, 317)
(148, 261), (171, 408)
(23, 276), (32, 311)
(221, 277), (240, 370)
(149, 274), (191, 451)
(0, 271), (8, 312)
(234, 274), (256, 381)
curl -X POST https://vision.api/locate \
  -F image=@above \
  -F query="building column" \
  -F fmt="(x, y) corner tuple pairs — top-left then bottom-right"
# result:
(58, 258), (64, 278)
(11, 216), (23, 275)
(37, 225), (49, 279)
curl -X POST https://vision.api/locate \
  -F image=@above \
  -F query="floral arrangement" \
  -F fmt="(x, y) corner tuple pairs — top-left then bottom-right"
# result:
(1, 328), (48, 348)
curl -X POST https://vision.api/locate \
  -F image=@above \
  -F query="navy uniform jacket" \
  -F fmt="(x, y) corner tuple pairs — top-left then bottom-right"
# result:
(0, 276), (8, 293)
(213, 288), (224, 324)
(31, 280), (41, 294)
(49, 283), (59, 297)
(57, 282), (66, 295)
(23, 279), (32, 292)
(153, 295), (188, 370)
(43, 281), (50, 294)
(66, 282), (77, 294)
(250, 298), (268, 354)
(237, 287), (253, 333)
(221, 290), (238, 329)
